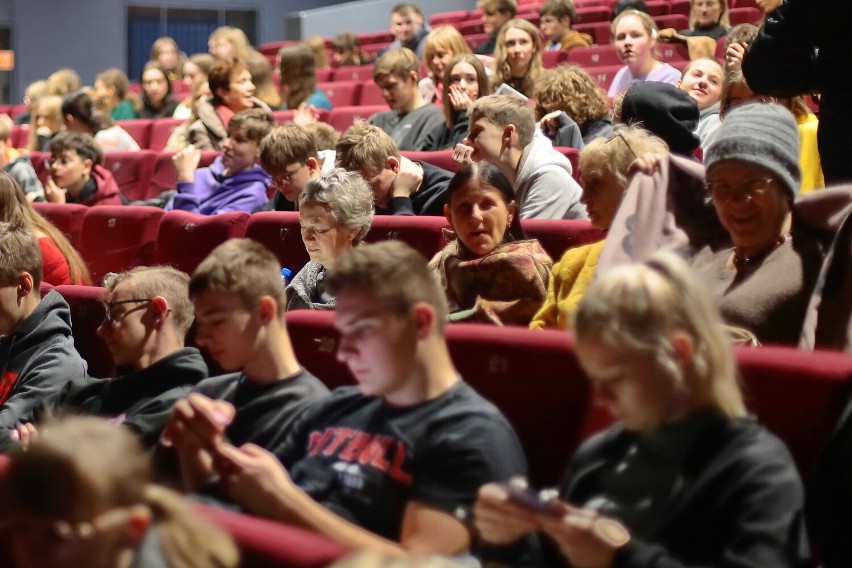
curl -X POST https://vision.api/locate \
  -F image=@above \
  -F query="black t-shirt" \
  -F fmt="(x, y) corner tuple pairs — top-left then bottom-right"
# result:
(193, 368), (329, 450)
(273, 381), (527, 541)
(382, 162), (453, 217)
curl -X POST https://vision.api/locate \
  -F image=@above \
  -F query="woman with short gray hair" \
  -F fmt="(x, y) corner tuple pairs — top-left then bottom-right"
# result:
(286, 168), (374, 310)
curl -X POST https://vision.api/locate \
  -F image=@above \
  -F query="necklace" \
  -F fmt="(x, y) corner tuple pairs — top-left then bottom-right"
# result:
(732, 231), (791, 270)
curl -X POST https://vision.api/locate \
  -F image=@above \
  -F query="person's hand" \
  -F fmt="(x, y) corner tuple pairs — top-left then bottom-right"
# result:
(452, 143), (475, 166)
(215, 442), (297, 519)
(539, 110), (564, 136)
(160, 393), (235, 491)
(293, 102), (320, 126)
(756, 0), (782, 13)
(473, 483), (541, 546)
(10, 423), (38, 448)
(537, 507), (629, 568)
(725, 42), (748, 69)
(629, 153), (664, 177)
(43, 177), (67, 203)
(172, 144), (201, 183)
(448, 84), (474, 113)
(391, 156), (424, 199)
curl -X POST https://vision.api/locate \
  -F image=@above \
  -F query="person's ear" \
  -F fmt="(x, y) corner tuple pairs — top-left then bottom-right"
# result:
(506, 200), (518, 224)
(82, 158), (94, 176)
(444, 203), (454, 229)
(306, 156), (319, 174)
(412, 302), (436, 339)
(151, 296), (169, 321)
(669, 331), (694, 370)
(386, 156), (400, 173)
(408, 70), (419, 85)
(214, 86), (229, 103)
(18, 272), (34, 298)
(257, 295), (278, 324)
(502, 124), (516, 146)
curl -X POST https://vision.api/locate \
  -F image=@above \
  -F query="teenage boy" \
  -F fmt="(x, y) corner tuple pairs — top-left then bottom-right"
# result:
(382, 3), (430, 59)
(0, 121), (44, 202)
(454, 95), (587, 220)
(161, 238), (329, 492)
(539, 0), (593, 52)
(11, 266), (207, 451)
(259, 124), (327, 212)
(181, 241), (527, 557)
(474, 0), (517, 55)
(166, 108), (274, 215)
(336, 120), (452, 216)
(0, 221), (86, 452)
(367, 48), (444, 152)
(332, 32), (370, 67)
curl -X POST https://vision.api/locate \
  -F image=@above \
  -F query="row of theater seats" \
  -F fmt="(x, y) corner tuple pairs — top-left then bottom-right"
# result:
(32, 203), (604, 286)
(26, 146), (579, 202)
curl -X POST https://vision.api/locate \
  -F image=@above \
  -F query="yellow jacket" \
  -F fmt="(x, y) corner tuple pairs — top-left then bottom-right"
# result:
(798, 113), (824, 193)
(530, 239), (605, 331)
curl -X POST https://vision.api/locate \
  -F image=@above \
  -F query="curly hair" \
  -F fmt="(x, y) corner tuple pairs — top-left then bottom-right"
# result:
(299, 168), (375, 244)
(535, 64), (610, 127)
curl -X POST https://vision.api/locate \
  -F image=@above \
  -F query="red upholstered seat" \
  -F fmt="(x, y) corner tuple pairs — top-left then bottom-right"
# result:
(10, 124), (30, 148)
(521, 219), (607, 261)
(670, 0), (691, 17)
(103, 150), (157, 202)
(554, 146), (581, 181)
(542, 50), (570, 69)
(32, 202), (88, 250)
(79, 205), (163, 284)
(575, 21), (612, 44)
(54, 284), (114, 378)
(149, 150), (219, 199)
(567, 44), (622, 68)
(327, 105), (388, 133)
(400, 150), (458, 173)
(464, 33), (491, 52)
(729, 6), (761, 25)
(285, 310), (355, 391)
(363, 215), (450, 260)
(644, 1), (671, 16)
(430, 10), (470, 26)
(29, 151), (50, 185)
(244, 211), (310, 275)
(457, 19), (486, 35)
(574, 6), (612, 23)
(330, 64), (374, 83)
(148, 118), (184, 151)
(153, 210), (249, 274)
(193, 503), (347, 568)
(317, 81), (361, 107)
(654, 14), (690, 30)
(115, 119), (153, 150)
(358, 82), (388, 106)
(586, 64), (625, 91)
(658, 42), (691, 64)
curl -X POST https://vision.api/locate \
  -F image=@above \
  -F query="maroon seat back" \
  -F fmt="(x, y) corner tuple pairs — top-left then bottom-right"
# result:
(148, 118), (184, 151)
(542, 50), (570, 69)
(79, 206), (163, 284)
(149, 150), (219, 198)
(521, 219), (607, 261)
(553, 146), (581, 181)
(363, 215), (449, 261)
(32, 202), (88, 250)
(329, 64), (374, 83)
(327, 105), (388, 132)
(244, 211), (310, 275)
(153, 210), (249, 274)
(115, 119), (153, 150)
(575, 21), (612, 44)
(54, 285), (114, 378)
(587, 64), (625, 92)
(102, 150), (157, 202)
(285, 310), (355, 390)
(567, 44), (622, 67)
(654, 14), (690, 30)
(574, 6), (612, 23)
(358, 83), (389, 106)
(400, 150), (458, 173)
(317, 81), (362, 107)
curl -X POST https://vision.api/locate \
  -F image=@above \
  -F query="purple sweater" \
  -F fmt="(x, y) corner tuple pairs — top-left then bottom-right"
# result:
(166, 157), (271, 215)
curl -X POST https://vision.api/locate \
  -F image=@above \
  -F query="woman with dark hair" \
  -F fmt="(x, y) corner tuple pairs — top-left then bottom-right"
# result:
(277, 43), (332, 111)
(44, 131), (124, 207)
(187, 57), (269, 150)
(138, 61), (179, 119)
(429, 162), (552, 325)
(61, 90), (140, 152)
(423, 53), (490, 151)
(0, 172), (91, 285)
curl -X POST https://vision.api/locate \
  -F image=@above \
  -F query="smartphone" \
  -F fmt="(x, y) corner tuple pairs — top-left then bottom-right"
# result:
(500, 478), (563, 516)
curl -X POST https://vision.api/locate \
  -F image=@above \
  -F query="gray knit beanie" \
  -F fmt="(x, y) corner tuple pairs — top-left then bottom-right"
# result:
(705, 103), (801, 200)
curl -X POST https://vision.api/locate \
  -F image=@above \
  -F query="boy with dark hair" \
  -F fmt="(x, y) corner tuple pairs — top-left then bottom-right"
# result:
(161, 238), (329, 492)
(187, 241), (527, 557)
(539, 0), (593, 51)
(12, 266), (207, 450)
(167, 108), (274, 215)
(45, 131), (124, 206)
(474, 0), (518, 55)
(0, 221), (86, 452)
(455, 95), (587, 220)
(332, 32), (369, 67)
(367, 48), (444, 152)
(336, 120), (452, 216)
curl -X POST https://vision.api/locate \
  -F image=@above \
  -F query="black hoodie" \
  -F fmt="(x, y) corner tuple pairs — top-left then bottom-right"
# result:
(37, 347), (209, 450)
(0, 290), (87, 451)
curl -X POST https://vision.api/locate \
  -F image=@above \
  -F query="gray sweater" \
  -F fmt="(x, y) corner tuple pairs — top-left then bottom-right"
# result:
(368, 103), (445, 151)
(514, 131), (588, 220)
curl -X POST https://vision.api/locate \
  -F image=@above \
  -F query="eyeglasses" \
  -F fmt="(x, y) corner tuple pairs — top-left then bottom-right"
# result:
(271, 165), (306, 189)
(102, 298), (152, 325)
(604, 130), (639, 161)
(705, 177), (774, 204)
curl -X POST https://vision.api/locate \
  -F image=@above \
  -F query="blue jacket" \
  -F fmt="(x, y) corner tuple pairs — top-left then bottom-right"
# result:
(166, 156), (270, 215)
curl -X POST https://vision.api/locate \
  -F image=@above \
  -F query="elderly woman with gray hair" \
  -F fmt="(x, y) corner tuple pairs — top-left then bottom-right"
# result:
(286, 168), (374, 310)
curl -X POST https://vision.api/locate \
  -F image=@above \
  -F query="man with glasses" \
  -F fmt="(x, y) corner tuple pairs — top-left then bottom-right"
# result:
(0, 221), (86, 452)
(10, 266), (207, 451)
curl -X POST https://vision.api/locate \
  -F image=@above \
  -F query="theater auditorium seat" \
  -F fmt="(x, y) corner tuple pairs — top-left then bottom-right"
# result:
(330, 64), (374, 83)
(567, 44), (622, 67)
(521, 219), (606, 261)
(400, 150), (458, 173)
(285, 310), (355, 391)
(103, 150), (157, 202)
(554, 146), (581, 182)
(152, 210), (249, 275)
(148, 118), (184, 151)
(317, 81), (362, 107)
(244, 211), (311, 275)
(363, 215), (449, 260)
(149, 150), (219, 198)
(327, 105), (388, 133)
(54, 284), (114, 378)
(32, 202), (88, 250)
(575, 22), (612, 44)
(194, 503), (347, 568)
(116, 119), (153, 150)
(78, 205), (163, 284)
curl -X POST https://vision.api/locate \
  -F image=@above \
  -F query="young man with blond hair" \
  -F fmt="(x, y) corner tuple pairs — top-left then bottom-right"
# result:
(367, 48), (444, 152)
(336, 120), (451, 216)
(474, 0), (517, 55)
(195, 241), (527, 558)
(454, 94), (587, 220)
(161, 238), (329, 492)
